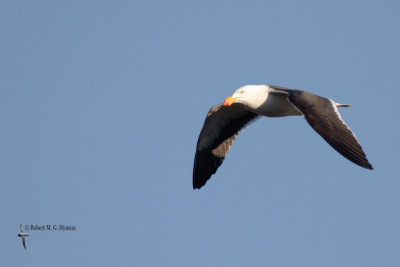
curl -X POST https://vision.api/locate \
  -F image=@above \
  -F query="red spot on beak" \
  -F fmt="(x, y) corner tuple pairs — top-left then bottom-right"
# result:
(223, 96), (236, 106)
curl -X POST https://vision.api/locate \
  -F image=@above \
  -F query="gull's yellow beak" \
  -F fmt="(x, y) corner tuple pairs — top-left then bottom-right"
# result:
(223, 96), (238, 106)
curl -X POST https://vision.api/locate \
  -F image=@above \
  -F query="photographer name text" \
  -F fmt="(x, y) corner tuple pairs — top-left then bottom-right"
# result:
(25, 224), (77, 231)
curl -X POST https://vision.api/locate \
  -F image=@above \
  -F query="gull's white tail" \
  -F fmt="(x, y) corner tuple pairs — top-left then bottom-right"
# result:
(336, 103), (352, 108)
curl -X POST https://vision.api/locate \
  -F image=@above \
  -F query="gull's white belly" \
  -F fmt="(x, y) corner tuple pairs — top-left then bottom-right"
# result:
(254, 93), (301, 117)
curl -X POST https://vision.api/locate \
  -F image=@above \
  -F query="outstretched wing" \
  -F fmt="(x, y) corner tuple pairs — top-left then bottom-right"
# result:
(282, 89), (373, 169)
(22, 237), (26, 249)
(193, 104), (259, 189)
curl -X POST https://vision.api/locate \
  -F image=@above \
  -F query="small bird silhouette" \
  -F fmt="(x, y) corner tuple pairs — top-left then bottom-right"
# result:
(17, 224), (29, 250)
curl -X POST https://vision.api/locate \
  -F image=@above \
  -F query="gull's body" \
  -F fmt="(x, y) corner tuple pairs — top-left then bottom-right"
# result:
(18, 224), (29, 250)
(193, 85), (373, 189)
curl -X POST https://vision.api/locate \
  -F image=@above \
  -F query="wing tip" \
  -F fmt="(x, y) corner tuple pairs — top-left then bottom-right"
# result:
(192, 180), (201, 189)
(356, 158), (373, 170)
(193, 171), (209, 189)
(192, 180), (206, 190)
(364, 163), (374, 170)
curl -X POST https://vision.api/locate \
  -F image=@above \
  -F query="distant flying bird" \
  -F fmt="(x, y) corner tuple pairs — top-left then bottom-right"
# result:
(193, 85), (373, 189)
(18, 224), (29, 250)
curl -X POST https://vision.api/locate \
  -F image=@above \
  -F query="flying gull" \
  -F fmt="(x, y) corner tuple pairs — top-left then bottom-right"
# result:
(193, 85), (373, 189)
(18, 224), (29, 250)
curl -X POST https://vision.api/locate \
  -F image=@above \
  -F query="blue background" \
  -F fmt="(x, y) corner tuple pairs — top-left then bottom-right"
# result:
(1, 0), (399, 266)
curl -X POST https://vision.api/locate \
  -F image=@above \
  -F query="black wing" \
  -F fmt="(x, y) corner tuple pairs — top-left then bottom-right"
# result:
(193, 104), (259, 189)
(282, 89), (373, 169)
(22, 237), (26, 249)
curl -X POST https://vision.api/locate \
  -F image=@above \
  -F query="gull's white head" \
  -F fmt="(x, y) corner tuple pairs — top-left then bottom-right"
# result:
(223, 85), (269, 109)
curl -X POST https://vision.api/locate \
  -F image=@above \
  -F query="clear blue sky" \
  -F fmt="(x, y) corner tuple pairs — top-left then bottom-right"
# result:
(1, 0), (399, 266)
